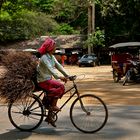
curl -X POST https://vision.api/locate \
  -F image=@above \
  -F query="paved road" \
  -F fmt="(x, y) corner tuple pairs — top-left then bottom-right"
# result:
(0, 65), (140, 139)
(0, 104), (140, 140)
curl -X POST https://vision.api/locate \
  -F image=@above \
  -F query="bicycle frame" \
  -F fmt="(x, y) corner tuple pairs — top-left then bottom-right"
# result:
(34, 77), (88, 116)
(8, 75), (108, 133)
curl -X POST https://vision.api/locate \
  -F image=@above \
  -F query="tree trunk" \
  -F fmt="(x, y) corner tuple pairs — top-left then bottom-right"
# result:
(0, 0), (5, 10)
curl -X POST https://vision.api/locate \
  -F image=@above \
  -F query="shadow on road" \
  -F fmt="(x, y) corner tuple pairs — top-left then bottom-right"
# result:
(0, 129), (31, 140)
(0, 105), (140, 140)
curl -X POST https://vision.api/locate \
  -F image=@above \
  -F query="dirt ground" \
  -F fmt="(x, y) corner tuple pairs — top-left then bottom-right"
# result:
(63, 65), (140, 105)
(0, 65), (140, 106)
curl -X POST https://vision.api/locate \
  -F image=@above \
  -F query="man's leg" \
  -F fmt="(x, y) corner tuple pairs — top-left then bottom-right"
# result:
(45, 110), (56, 127)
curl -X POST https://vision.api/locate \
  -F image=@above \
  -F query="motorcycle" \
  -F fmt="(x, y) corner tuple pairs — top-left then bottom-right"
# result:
(123, 59), (140, 85)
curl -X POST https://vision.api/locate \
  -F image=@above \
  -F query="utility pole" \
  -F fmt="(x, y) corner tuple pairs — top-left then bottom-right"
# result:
(88, 1), (95, 54)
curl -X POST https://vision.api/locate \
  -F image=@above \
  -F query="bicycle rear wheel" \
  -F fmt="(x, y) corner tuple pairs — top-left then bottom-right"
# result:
(70, 94), (108, 133)
(8, 94), (45, 131)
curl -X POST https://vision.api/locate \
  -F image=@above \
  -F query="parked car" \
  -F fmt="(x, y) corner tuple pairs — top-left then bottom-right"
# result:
(78, 54), (98, 67)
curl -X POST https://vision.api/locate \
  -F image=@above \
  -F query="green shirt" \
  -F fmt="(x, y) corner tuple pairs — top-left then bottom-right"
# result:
(37, 53), (69, 82)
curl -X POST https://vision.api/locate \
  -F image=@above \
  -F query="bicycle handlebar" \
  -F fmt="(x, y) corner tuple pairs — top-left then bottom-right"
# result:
(68, 75), (77, 81)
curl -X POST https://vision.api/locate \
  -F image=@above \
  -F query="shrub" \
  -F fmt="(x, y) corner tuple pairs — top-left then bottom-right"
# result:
(0, 10), (59, 42)
(56, 23), (79, 35)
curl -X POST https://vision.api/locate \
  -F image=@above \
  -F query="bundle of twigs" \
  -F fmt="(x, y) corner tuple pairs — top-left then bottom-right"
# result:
(0, 50), (37, 104)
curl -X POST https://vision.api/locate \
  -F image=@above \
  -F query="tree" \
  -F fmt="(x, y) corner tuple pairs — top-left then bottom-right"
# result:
(101, 0), (140, 45)
(84, 27), (105, 62)
(84, 27), (105, 49)
(0, 0), (6, 10)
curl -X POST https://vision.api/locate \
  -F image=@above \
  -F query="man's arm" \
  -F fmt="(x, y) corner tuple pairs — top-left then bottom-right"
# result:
(53, 56), (69, 77)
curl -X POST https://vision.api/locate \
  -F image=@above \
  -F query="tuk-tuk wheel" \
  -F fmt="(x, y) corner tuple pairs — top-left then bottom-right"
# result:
(113, 70), (120, 83)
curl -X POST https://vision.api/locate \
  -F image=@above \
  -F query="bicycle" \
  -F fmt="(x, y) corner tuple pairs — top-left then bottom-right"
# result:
(8, 75), (108, 133)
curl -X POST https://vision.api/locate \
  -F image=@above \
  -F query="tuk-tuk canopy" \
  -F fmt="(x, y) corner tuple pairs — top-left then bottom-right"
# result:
(109, 42), (140, 49)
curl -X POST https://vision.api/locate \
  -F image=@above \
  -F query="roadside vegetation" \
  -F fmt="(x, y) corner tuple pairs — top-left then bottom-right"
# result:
(0, 0), (140, 48)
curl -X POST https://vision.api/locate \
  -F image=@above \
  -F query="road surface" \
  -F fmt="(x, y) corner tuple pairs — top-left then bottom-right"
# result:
(0, 65), (140, 140)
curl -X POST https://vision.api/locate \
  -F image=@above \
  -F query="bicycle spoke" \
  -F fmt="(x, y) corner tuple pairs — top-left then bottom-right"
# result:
(70, 94), (108, 133)
(8, 94), (45, 131)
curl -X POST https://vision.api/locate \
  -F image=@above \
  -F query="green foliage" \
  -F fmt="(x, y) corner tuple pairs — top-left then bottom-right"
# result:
(0, 10), (59, 42)
(102, 0), (140, 44)
(1, 0), (28, 15)
(31, 0), (55, 13)
(0, 0), (82, 42)
(56, 23), (79, 35)
(53, 0), (88, 33)
(1, 0), (140, 44)
(84, 27), (105, 48)
(0, 10), (11, 20)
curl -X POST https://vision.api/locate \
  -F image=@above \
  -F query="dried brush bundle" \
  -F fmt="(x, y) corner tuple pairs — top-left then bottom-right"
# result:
(0, 51), (37, 104)
(0, 50), (8, 65)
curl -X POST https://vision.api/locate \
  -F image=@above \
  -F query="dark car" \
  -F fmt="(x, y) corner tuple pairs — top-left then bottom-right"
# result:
(78, 54), (98, 67)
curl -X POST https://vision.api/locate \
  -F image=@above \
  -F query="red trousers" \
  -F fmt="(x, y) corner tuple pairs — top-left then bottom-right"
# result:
(38, 79), (65, 98)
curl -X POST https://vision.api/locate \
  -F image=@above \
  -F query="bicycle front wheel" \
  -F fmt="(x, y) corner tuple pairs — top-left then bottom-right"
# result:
(70, 94), (108, 133)
(8, 94), (45, 131)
